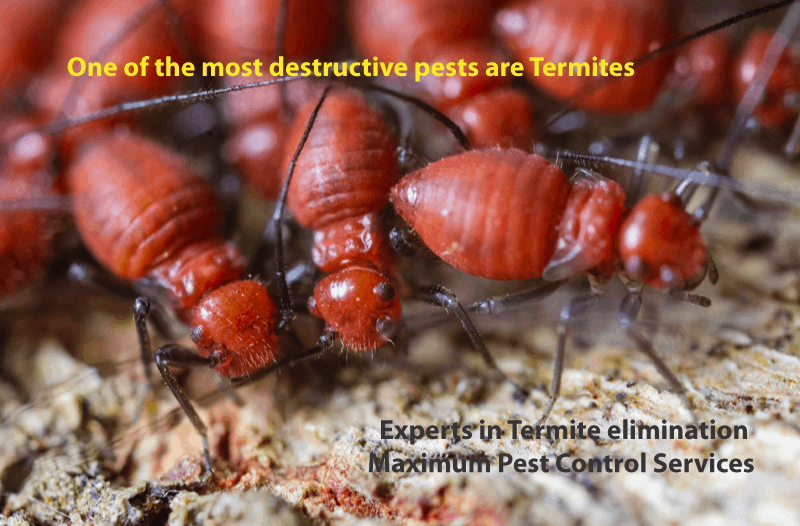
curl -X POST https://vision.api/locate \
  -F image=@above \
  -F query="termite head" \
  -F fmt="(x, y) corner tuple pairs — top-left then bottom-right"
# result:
(190, 280), (279, 377)
(617, 193), (707, 290)
(308, 266), (402, 352)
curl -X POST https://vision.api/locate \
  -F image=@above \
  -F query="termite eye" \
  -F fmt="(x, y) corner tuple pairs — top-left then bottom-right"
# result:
(373, 282), (396, 303)
(190, 325), (203, 343)
(376, 316), (396, 339)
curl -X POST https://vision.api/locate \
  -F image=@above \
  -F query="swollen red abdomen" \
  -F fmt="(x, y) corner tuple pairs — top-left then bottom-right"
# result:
(286, 92), (399, 230)
(69, 134), (223, 278)
(391, 149), (569, 280)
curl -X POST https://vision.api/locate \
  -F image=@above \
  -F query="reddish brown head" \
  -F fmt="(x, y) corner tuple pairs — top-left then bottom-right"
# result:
(308, 267), (401, 352)
(617, 193), (706, 290)
(190, 280), (279, 378)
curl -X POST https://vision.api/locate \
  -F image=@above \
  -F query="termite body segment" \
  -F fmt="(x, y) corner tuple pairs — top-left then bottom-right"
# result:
(390, 148), (706, 290)
(494, 0), (673, 113)
(284, 92), (402, 351)
(68, 133), (280, 376)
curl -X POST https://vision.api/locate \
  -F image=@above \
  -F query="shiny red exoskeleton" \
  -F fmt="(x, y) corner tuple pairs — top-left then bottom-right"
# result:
(283, 91), (403, 351)
(223, 74), (319, 199)
(0, 0), (65, 93)
(391, 148), (707, 291)
(28, 0), (187, 161)
(734, 30), (800, 128)
(669, 32), (731, 108)
(30, 0), (186, 117)
(68, 132), (280, 378)
(494, 0), (674, 113)
(349, 0), (536, 150)
(174, 0), (336, 64)
(0, 120), (60, 303)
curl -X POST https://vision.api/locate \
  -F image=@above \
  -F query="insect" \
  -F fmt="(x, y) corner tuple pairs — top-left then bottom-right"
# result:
(733, 29), (800, 130)
(388, 146), (714, 424)
(0, 0), (66, 95)
(348, 0), (536, 150)
(66, 130), (290, 475)
(493, 0), (674, 114)
(0, 119), (61, 306)
(3, 0), (796, 482)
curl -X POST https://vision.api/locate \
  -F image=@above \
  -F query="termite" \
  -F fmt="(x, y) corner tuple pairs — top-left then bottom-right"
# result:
(348, 0), (536, 151)
(250, 86), (532, 402)
(0, 0), (67, 96)
(387, 3), (800, 425)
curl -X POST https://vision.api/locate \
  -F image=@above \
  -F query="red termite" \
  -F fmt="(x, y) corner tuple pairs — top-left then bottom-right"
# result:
(27, 0), (188, 160)
(733, 29), (800, 129)
(348, 0), (536, 150)
(173, 0), (336, 64)
(65, 130), (313, 475)
(0, 114), (69, 308)
(0, 0), (66, 94)
(494, 0), (674, 113)
(281, 90), (403, 351)
(257, 84), (528, 397)
(390, 147), (715, 424)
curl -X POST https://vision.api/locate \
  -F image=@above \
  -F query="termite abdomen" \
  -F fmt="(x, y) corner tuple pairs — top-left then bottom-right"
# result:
(68, 133), (246, 320)
(286, 92), (400, 230)
(390, 148), (570, 280)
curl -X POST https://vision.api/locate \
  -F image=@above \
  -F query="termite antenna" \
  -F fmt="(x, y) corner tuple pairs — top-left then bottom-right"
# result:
(341, 80), (471, 151)
(543, 147), (800, 209)
(545, 0), (798, 128)
(40, 76), (307, 135)
(271, 83), (334, 331)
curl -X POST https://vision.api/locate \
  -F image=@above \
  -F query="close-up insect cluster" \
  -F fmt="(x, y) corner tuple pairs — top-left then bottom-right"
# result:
(1, 0), (799, 524)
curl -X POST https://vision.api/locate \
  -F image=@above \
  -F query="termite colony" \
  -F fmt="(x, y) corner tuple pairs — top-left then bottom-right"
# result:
(0, 0), (799, 499)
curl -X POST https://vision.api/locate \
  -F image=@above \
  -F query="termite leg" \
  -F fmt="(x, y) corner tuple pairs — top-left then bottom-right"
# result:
(153, 343), (218, 476)
(784, 113), (800, 158)
(133, 298), (155, 389)
(68, 261), (178, 338)
(469, 280), (564, 316)
(668, 289), (712, 307)
(707, 253), (719, 285)
(534, 325), (567, 430)
(416, 285), (529, 401)
(617, 284), (644, 329)
(402, 280), (563, 334)
(535, 283), (606, 428)
(389, 225), (433, 259)
(626, 328), (697, 426)
(627, 135), (659, 207)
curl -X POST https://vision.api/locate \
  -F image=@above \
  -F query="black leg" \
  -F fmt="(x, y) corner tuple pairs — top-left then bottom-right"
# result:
(229, 330), (335, 388)
(626, 328), (697, 425)
(153, 343), (218, 475)
(469, 280), (564, 316)
(616, 289), (698, 424)
(535, 282), (605, 426)
(416, 285), (528, 401)
(134, 297), (155, 388)
(616, 285), (643, 329)
(534, 325), (567, 428)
